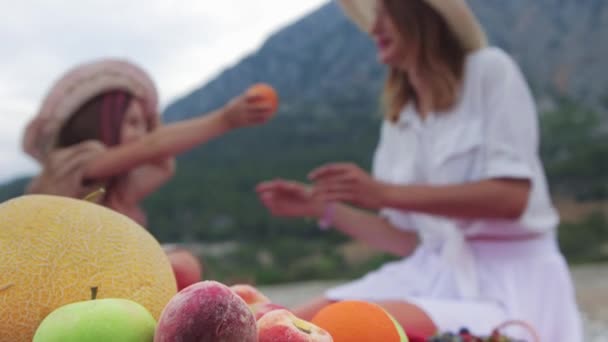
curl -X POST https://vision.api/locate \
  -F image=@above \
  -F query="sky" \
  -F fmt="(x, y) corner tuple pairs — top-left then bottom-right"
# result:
(0, 0), (329, 183)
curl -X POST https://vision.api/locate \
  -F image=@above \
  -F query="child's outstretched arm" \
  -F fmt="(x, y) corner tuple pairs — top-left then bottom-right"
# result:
(83, 90), (275, 181)
(122, 156), (176, 203)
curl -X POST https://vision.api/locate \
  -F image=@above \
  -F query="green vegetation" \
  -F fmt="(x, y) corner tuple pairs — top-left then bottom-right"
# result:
(541, 100), (608, 200)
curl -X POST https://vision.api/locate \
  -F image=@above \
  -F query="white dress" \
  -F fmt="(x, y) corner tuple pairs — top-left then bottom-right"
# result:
(325, 47), (583, 341)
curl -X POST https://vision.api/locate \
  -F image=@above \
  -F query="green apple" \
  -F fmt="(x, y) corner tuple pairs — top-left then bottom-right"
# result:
(33, 288), (156, 342)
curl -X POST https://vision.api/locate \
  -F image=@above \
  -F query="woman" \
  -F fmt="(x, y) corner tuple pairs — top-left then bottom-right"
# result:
(24, 58), (274, 289)
(257, 0), (582, 340)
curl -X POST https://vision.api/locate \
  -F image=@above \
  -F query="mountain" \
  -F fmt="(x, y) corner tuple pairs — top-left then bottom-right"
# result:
(164, 1), (383, 123)
(164, 0), (607, 122)
(0, 177), (30, 203)
(468, 0), (607, 110)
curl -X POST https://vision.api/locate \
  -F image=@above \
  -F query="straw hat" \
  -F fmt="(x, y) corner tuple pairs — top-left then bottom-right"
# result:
(337, 0), (487, 52)
(23, 59), (159, 162)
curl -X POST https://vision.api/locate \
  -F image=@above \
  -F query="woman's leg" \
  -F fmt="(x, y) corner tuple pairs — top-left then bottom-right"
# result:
(291, 297), (336, 321)
(378, 300), (438, 338)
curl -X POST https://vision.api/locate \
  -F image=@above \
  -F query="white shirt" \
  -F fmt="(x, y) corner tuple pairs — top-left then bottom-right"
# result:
(374, 47), (559, 238)
(372, 47), (559, 297)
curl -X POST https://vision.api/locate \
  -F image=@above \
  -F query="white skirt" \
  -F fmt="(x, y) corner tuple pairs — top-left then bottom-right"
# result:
(325, 234), (583, 341)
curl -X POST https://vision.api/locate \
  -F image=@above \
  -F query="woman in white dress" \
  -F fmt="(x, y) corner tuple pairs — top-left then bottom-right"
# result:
(256, 0), (582, 340)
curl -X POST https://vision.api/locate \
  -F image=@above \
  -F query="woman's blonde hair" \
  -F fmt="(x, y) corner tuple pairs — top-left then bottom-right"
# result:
(382, 0), (467, 122)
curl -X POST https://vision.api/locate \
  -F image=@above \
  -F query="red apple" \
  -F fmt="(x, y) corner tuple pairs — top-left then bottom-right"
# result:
(155, 281), (256, 342)
(258, 309), (333, 342)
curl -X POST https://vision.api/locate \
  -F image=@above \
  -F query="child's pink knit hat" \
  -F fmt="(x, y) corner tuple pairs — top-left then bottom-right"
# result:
(23, 59), (159, 162)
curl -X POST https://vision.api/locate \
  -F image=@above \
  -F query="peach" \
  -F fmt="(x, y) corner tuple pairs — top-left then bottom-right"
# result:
(155, 281), (256, 342)
(165, 248), (203, 291)
(250, 302), (287, 321)
(258, 309), (333, 342)
(230, 284), (271, 305)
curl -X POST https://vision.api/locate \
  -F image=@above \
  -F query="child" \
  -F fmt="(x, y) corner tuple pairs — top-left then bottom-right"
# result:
(23, 58), (275, 289)
(24, 58), (274, 225)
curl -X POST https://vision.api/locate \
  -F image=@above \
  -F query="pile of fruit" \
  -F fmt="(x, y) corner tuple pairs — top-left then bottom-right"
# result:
(1, 195), (403, 341)
(428, 322), (539, 342)
(0, 196), (313, 341)
(0, 195), (538, 342)
(428, 328), (525, 342)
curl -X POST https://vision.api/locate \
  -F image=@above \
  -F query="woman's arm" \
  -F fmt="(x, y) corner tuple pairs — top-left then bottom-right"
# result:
(311, 163), (531, 220)
(382, 179), (531, 219)
(329, 203), (419, 257)
(257, 179), (418, 256)
(84, 93), (273, 181)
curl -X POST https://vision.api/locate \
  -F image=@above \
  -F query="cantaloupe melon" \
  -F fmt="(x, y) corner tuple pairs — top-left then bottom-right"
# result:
(0, 195), (177, 342)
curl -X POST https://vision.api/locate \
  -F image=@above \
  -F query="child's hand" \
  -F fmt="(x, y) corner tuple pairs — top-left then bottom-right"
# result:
(222, 92), (275, 129)
(256, 179), (324, 218)
(27, 141), (106, 198)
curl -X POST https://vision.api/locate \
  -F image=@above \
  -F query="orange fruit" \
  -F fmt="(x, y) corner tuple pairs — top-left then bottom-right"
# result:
(311, 301), (408, 342)
(246, 83), (279, 115)
(0, 195), (177, 342)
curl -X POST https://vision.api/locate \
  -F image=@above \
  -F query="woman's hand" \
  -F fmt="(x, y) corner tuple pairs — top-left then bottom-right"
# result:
(309, 163), (387, 210)
(256, 179), (325, 218)
(222, 92), (274, 129)
(258, 176), (419, 256)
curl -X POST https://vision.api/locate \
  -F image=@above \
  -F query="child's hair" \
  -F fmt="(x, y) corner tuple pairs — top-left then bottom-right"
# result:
(58, 90), (133, 148)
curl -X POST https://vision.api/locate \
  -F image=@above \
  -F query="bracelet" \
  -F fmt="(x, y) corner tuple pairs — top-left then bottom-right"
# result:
(318, 202), (336, 231)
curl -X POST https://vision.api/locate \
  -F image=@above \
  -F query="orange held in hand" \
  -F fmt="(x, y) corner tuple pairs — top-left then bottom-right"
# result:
(311, 301), (409, 342)
(246, 83), (279, 116)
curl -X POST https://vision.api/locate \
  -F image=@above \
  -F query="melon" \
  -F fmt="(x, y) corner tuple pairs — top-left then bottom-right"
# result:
(0, 195), (177, 342)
